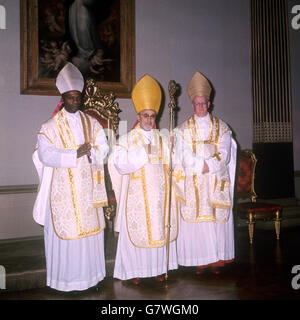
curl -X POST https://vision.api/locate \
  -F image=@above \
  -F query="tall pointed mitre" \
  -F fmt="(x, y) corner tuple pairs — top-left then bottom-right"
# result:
(132, 74), (162, 114)
(56, 62), (84, 94)
(186, 70), (212, 101)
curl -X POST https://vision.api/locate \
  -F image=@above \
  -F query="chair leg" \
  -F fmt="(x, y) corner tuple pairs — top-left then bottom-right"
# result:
(247, 213), (255, 245)
(275, 210), (281, 240)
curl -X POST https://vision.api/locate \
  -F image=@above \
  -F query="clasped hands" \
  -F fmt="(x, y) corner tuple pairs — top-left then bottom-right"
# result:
(143, 135), (209, 174)
(202, 160), (209, 174)
(145, 135), (175, 155)
(77, 142), (92, 163)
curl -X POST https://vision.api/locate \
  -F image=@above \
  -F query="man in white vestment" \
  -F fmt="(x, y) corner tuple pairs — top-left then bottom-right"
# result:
(32, 62), (109, 292)
(174, 70), (237, 275)
(108, 74), (183, 285)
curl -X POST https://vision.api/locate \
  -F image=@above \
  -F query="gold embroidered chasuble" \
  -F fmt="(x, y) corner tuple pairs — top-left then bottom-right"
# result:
(176, 114), (232, 223)
(39, 109), (107, 240)
(116, 126), (183, 248)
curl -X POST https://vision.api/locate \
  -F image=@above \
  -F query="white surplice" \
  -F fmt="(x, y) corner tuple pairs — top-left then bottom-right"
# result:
(33, 110), (109, 291)
(175, 113), (237, 267)
(109, 128), (178, 280)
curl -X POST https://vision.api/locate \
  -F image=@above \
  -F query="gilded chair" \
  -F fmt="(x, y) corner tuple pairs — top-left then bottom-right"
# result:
(236, 149), (283, 244)
(82, 78), (121, 224)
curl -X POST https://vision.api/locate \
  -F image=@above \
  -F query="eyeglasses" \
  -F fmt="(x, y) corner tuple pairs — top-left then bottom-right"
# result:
(140, 113), (156, 120)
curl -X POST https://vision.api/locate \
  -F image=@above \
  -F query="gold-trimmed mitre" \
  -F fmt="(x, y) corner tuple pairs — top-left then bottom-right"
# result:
(187, 71), (212, 101)
(132, 74), (162, 114)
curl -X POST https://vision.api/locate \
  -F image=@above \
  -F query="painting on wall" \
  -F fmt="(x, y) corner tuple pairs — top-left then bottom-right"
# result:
(20, 0), (135, 98)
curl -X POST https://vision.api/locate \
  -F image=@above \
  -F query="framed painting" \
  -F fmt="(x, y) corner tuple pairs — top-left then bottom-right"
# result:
(20, 0), (135, 98)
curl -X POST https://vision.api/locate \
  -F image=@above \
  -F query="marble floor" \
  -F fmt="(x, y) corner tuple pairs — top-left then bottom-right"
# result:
(0, 226), (300, 301)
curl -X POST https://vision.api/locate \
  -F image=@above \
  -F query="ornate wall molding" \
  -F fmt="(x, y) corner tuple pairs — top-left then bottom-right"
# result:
(0, 185), (38, 195)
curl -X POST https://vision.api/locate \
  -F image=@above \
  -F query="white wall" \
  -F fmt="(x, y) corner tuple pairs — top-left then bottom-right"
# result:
(0, 0), (251, 239)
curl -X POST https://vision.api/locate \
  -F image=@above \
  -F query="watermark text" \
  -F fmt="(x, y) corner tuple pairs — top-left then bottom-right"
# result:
(0, 265), (6, 289)
(0, 5), (6, 30)
(291, 265), (300, 290)
(291, 5), (300, 30)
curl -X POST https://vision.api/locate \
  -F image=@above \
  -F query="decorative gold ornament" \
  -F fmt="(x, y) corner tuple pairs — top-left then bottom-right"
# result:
(82, 78), (121, 132)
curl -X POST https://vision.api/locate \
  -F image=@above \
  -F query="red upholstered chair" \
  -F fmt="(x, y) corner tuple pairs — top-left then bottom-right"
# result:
(82, 78), (121, 224)
(236, 149), (283, 244)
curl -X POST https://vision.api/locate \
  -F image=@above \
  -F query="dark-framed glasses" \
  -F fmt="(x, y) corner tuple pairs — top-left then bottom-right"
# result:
(140, 113), (156, 120)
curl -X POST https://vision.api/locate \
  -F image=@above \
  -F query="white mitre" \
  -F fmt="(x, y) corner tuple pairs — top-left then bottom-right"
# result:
(56, 62), (84, 94)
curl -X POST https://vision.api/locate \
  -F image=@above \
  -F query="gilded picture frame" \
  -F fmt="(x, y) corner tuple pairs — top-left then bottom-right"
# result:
(20, 0), (135, 98)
